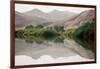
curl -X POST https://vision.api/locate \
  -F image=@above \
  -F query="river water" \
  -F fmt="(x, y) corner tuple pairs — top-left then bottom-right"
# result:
(15, 39), (94, 65)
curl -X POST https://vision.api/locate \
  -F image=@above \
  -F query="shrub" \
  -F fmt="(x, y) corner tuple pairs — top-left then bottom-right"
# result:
(25, 25), (34, 29)
(73, 21), (95, 51)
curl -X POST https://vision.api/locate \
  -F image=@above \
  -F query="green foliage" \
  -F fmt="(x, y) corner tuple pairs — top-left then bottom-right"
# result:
(15, 30), (25, 38)
(53, 26), (65, 32)
(63, 29), (76, 39)
(15, 22), (95, 51)
(15, 25), (68, 43)
(25, 25), (34, 29)
(73, 21), (95, 51)
(15, 24), (76, 42)
(35, 24), (44, 28)
(42, 30), (58, 38)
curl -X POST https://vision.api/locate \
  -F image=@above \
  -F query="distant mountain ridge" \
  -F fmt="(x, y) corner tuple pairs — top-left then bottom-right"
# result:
(15, 11), (50, 28)
(15, 9), (95, 30)
(24, 9), (77, 22)
(64, 10), (95, 30)
(24, 9), (47, 18)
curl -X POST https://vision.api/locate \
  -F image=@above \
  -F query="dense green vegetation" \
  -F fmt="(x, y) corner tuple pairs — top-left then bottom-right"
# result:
(73, 21), (95, 52)
(15, 25), (67, 43)
(15, 25), (73, 39)
(15, 21), (95, 51)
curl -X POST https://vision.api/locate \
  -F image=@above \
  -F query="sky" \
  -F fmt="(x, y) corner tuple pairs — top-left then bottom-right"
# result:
(15, 3), (94, 13)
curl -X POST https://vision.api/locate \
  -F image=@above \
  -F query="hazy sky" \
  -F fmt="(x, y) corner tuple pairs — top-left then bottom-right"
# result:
(15, 4), (94, 13)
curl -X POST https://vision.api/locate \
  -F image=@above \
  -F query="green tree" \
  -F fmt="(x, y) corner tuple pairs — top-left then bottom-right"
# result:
(35, 25), (44, 28)
(73, 21), (95, 51)
(15, 30), (24, 38)
(53, 26), (64, 32)
(25, 25), (34, 29)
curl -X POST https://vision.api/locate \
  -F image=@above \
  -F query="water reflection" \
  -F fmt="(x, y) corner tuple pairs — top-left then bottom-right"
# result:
(25, 36), (64, 44)
(15, 36), (94, 59)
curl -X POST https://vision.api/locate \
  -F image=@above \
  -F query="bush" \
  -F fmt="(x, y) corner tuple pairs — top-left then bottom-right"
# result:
(42, 30), (58, 39)
(35, 25), (44, 28)
(15, 30), (25, 38)
(53, 26), (65, 32)
(25, 25), (34, 29)
(73, 21), (95, 51)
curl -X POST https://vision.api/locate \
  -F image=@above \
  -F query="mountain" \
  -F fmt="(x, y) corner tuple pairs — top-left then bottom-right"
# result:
(26, 9), (44, 14)
(64, 10), (95, 30)
(16, 9), (95, 30)
(24, 9), (48, 19)
(15, 11), (49, 28)
(48, 10), (76, 22)
(24, 9), (77, 24)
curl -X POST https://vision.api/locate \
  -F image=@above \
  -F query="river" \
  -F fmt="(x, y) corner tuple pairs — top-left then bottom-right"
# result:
(15, 39), (94, 65)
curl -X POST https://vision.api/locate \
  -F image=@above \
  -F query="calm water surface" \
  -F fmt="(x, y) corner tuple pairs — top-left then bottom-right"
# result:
(15, 38), (94, 59)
